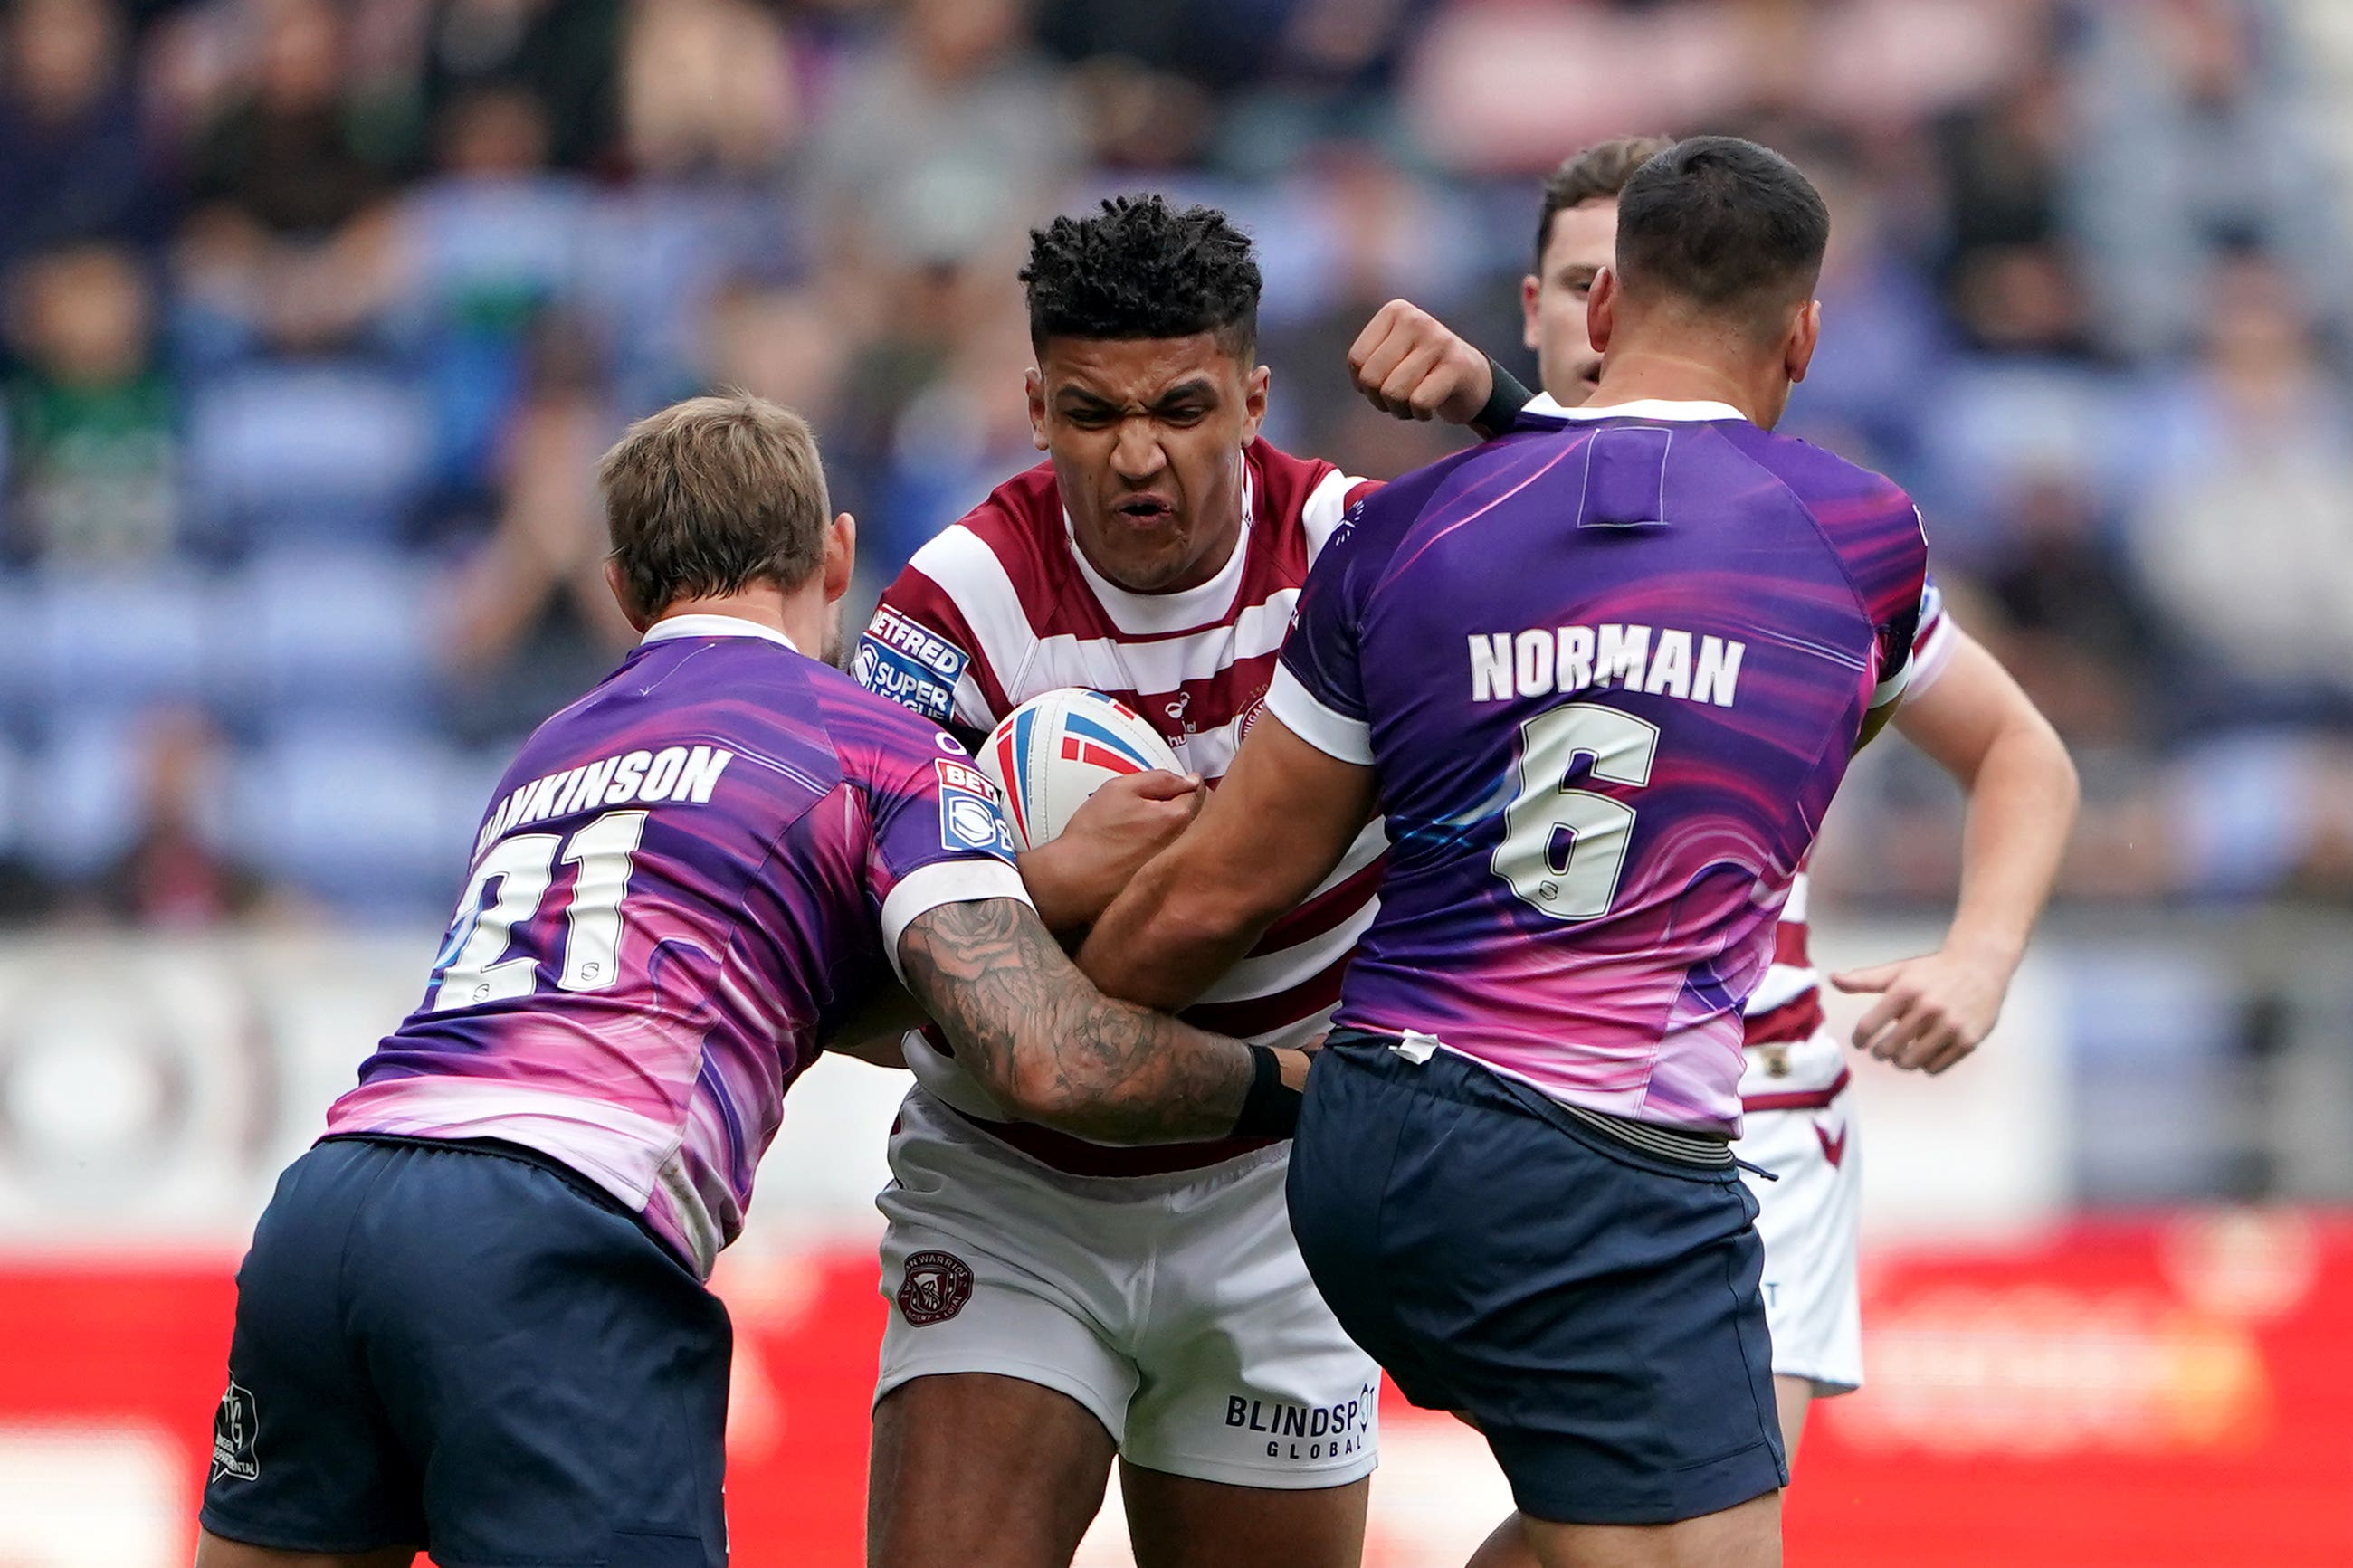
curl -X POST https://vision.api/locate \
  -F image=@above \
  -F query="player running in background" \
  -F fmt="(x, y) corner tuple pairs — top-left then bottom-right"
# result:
(1495, 135), (2079, 1479)
(1083, 138), (1928, 1567)
(851, 195), (1507, 1568)
(195, 396), (1296, 1568)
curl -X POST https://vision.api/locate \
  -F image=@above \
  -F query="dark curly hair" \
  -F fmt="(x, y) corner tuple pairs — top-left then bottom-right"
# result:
(1020, 195), (1262, 359)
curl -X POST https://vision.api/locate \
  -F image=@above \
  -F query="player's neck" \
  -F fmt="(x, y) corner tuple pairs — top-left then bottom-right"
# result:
(643, 584), (825, 655)
(1585, 347), (1778, 428)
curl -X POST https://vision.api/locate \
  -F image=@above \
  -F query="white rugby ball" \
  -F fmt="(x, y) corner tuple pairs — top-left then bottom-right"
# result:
(976, 689), (1183, 851)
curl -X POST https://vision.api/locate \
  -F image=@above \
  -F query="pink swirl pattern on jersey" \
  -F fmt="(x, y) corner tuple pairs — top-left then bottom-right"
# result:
(1278, 408), (1929, 1135)
(325, 622), (1021, 1275)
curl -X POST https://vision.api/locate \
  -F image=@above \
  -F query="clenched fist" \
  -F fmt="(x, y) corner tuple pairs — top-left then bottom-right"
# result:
(1348, 299), (1495, 425)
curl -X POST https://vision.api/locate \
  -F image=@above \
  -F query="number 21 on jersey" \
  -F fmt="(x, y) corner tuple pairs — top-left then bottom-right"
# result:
(428, 810), (647, 1011)
(1491, 703), (1659, 921)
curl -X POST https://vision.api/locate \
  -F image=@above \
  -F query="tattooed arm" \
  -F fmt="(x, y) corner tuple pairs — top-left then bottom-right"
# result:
(896, 897), (1260, 1144)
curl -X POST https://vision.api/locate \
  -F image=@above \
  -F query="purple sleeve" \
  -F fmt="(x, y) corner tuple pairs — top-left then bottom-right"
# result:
(1866, 502), (1931, 709)
(838, 699), (1030, 974)
(1267, 494), (1396, 765)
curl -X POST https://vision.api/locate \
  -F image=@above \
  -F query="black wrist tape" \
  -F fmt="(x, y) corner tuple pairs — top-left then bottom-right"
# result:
(1472, 356), (1537, 435)
(1232, 1044), (1304, 1138)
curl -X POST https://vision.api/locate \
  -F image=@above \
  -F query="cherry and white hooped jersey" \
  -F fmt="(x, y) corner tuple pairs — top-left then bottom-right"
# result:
(1739, 576), (1958, 1107)
(855, 440), (1377, 1174)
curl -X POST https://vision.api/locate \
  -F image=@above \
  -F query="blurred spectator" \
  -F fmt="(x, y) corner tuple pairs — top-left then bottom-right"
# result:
(2129, 254), (2353, 723)
(2068, 0), (2349, 356)
(1932, 56), (2094, 356)
(177, 0), (398, 357)
(810, 0), (1080, 271)
(395, 85), (590, 499)
(4, 243), (179, 563)
(1980, 468), (2167, 746)
(437, 315), (634, 745)
(416, 0), (623, 174)
(622, 0), (800, 180)
(0, 0), (161, 269)
(84, 706), (277, 927)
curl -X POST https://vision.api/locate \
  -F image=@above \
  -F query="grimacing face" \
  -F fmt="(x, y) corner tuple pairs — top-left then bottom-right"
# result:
(1028, 331), (1269, 594)
(1522, 198), (1618, 406)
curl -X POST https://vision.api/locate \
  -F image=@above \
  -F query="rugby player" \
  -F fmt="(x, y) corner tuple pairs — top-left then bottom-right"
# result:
(851, 196), (1510, 1568)
(1505, 132), (2080, 1465)
(1083, 138), (1926, 1567)
(195, 395), (1299, 1568)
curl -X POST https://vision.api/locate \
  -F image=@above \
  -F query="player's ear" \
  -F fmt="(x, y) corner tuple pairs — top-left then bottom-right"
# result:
(1026, 366), (1049, 451)
(1785, 298), (1822, 385)
(822, 512), (856, 603)
(1521, 274), (1542, 352)
(603, 558), (651, 633)
(1242, 362), (1270, 442)
(1587, 267), (1619, 355)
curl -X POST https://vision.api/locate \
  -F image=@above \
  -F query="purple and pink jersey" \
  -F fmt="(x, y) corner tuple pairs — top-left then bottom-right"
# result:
(326, 615), (1029, 1276)
(1269, 399), (1929, 1136)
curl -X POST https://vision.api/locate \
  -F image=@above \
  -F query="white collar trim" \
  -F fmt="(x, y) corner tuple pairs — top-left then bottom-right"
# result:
(1525, 393), (1747, 423)
(639, 613), (800, 653)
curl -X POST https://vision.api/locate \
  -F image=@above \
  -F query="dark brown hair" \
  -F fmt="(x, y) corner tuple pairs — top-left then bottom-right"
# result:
(598, 393), (831, 619)
(1615, 135), (1829, 333)
(1534, 134), (1678, 271)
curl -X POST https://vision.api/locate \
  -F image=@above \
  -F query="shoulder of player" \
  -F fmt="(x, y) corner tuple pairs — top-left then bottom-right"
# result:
(1245, 437), (1373, 565)
(812, 663), (970, 779)
(1710, 424), (1919, 535)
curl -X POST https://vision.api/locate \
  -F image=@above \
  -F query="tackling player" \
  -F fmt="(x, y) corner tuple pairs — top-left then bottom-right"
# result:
(851, 196), (1505, 1568)
(1502, 134), (2079, 1474)
(1083, 138), (1926, 1567)
(195, 396), (1297, 1568)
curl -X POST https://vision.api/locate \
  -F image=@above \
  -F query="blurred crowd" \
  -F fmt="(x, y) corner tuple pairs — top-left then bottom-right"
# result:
(4, 0), (2352, 926)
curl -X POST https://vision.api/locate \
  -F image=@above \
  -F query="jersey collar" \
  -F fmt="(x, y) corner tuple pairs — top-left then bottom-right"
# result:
(1525, 393), (1747, 423)
(639, 613), (801, 653)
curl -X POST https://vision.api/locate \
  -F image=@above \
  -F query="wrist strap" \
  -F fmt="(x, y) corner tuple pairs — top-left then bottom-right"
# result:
(1472, 356), (1537, 436)
(1232, 1045), (1304, 1138)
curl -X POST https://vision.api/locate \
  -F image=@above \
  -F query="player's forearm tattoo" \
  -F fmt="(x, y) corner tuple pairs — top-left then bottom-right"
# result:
(898, 898), (1253, 1144)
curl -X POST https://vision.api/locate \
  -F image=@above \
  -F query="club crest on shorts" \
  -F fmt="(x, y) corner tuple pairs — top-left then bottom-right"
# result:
(896, 1249), (975, 1326)
(211, 1379), (261, 1483)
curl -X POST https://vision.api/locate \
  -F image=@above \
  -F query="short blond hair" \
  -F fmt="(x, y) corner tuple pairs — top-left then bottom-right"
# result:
(598, 393), (832, 619)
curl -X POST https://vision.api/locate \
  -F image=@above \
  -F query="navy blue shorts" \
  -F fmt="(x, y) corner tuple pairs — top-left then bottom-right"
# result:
(198, 1136), (731, 1567)
(1288, 1034), (1786, 1525)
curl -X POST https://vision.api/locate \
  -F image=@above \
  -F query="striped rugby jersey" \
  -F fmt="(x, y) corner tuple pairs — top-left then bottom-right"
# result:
(854, 439), (1377, 1174)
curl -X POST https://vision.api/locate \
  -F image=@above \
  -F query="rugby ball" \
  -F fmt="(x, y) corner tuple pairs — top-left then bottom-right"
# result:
(977, 689), (1183, 851)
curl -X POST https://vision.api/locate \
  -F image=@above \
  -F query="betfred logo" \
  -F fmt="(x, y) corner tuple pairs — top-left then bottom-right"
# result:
(896, 1250), (975, 1326)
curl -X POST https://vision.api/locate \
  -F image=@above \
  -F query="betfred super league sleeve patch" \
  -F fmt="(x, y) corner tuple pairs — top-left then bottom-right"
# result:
(853, 606), (970, 727)
(934, 758), (1016, 862)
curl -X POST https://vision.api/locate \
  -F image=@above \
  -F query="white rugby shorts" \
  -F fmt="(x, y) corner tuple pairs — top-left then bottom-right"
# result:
(1733, 1029), (1864, 1396)
(874, 1088), (1380, 1489)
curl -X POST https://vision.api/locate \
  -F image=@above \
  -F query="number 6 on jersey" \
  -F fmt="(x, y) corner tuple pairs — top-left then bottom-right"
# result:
(1492, 704), (1660, 921)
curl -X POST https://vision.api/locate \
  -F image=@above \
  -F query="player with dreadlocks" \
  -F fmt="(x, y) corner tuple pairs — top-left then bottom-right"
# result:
(851, 195), (1520, 1568)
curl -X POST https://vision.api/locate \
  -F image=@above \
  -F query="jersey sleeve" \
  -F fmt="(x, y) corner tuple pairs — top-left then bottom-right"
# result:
(852, 560), (1002, 745)
(1859, 500), (1931, 713)
(850, 711), (1031, 981)
(1267, 489), (1400, 765)
(1903, 573), (1959, 698)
